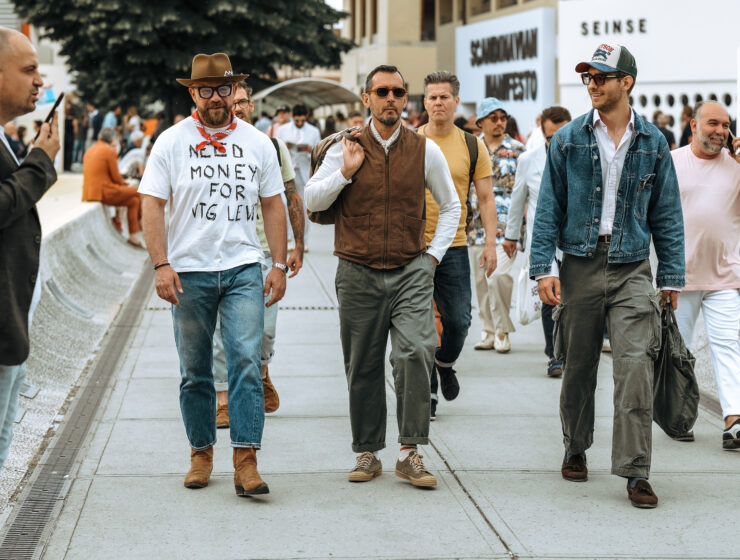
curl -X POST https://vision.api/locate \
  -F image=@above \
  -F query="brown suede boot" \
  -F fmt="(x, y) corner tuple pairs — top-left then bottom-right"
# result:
(263, 365), (280, 413)
(233, 447), (269, 496)
(184, 446), (213, 489)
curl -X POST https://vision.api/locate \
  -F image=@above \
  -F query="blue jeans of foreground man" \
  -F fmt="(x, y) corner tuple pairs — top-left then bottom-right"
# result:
(172, 263), (265, 450)
(430, 246), (472, 398)
(0, 280), (41, 469)
(213, 256), (276, 391)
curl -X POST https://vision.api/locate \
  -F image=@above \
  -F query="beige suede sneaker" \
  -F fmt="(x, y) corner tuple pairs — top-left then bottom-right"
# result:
(395, 451), (437, 488)
(348, 452), (382, 482)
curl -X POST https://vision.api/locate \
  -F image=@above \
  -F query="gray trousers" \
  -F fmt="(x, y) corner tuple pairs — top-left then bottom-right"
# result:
(335, 254), (436, 453)
(555, 241), (661, 478)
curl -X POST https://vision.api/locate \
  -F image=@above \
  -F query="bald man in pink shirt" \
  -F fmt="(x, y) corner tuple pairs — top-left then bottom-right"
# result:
(671, 100), (740, 450)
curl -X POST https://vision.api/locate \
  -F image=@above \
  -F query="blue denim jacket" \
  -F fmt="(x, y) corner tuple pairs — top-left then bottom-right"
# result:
(530, 109), (685, 287)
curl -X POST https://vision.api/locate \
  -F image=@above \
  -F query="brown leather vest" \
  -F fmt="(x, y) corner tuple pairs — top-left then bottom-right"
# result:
(326, 125), (427, 269)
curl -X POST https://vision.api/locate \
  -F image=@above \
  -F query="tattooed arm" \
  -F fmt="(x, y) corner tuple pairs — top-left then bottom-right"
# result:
(284, 178), (305, 277)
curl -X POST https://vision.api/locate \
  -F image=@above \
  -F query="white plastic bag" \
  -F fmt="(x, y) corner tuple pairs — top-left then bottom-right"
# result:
(517, 254), (542, 326)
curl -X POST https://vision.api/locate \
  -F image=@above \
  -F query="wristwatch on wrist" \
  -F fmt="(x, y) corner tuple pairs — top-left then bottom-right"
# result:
(272, 262), (288, 275)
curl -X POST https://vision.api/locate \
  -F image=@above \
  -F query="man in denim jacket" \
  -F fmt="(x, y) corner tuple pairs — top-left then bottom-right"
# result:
(530, 43), (685, 509)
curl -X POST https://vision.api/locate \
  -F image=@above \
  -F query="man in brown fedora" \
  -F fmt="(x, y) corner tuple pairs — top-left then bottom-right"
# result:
(139, 53), (288, 497)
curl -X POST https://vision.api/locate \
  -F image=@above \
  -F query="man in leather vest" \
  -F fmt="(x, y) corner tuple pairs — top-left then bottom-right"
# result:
(0, 28), (60, 469)
(305, 65), (460, 488)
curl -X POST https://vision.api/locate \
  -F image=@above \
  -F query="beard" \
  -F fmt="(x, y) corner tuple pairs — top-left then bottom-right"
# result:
(376, 108), (399, 127)
(200, 103), (231, 126)
(591, 88), (622, 114)
(698, 131), (725, 154)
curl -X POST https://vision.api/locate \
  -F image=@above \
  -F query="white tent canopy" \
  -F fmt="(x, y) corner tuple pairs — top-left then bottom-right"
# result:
(252, 77), (362, 117)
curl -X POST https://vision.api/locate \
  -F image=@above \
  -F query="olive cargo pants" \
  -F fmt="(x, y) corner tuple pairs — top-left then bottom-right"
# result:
(335, 254), (436, 453)
(554, 241), (662, 478)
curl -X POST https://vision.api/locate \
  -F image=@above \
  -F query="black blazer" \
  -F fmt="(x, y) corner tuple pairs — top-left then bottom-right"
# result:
(0, 143), (56, 365)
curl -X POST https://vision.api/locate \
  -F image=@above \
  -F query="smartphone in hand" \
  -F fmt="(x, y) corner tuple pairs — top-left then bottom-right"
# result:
(33, 92), (64, 142)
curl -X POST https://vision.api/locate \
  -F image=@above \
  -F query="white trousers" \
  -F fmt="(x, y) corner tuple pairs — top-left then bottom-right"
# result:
(469, 244), (516, 336)
(675, 289), (740, 418)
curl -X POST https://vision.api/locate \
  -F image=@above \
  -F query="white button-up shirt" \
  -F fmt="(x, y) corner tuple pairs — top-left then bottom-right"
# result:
(593, 109), (635, 236)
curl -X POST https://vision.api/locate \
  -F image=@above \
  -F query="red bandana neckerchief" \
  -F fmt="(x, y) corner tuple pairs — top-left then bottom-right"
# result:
(191, 110), (237, 153)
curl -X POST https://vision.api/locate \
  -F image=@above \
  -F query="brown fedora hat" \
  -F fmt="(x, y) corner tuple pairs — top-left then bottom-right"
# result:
(176, 53), (248, 87)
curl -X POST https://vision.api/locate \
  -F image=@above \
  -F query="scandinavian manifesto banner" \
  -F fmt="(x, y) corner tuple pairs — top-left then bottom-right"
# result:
(456, 7), (556, 132)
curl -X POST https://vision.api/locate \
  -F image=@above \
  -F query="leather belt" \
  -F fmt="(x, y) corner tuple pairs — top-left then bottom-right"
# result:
(597, 235), (612, 244)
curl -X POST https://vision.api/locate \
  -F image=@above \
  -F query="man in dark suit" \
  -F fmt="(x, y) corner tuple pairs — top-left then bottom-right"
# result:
(0, 27), (60, 469)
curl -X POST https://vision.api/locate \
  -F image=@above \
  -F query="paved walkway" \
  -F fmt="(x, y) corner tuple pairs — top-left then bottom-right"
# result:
(34, 226), (739, 559)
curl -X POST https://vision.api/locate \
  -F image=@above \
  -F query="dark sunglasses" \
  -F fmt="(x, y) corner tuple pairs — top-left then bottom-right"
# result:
(367, 87), (406, 98)
(196, 84), (233, 99)
(581, 73), (620, 87)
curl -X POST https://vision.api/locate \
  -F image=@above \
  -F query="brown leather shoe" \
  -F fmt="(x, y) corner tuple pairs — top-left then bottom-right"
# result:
(627, 480), (658, 509)
(233, 448), (269, 496)
(216, 403), (229, 428)
(561, 452), (588, 482)
(263, 365), (280, 413)
(184, 446), (213, 489)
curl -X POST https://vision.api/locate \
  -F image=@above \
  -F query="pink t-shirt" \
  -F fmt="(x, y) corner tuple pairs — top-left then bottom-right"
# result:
(672, 145), (740, 291)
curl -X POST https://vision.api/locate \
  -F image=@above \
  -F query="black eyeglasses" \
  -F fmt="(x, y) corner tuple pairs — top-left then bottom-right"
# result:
(581, 73), (620, 87)
(234, 100), (251, 109)
(367, 87), (407, 98)
(196, 84), (233, 99)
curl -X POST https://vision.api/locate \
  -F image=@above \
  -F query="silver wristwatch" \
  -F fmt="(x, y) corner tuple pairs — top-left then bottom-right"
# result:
(272, 263), (288, 275)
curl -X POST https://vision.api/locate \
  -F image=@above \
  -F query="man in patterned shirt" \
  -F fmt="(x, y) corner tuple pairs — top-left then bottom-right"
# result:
(467, 98), (525, 353)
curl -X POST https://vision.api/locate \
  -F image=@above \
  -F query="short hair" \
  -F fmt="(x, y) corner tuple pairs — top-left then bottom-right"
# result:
(364, 65), (406, 93)
(99, 127), (117, 144)
(616, 72), (636, 94)
(540, 106), (572, 132)
(693, 100), (726, 122)
(657, 113), (670, 126)
(235, 80), (252, 99)
(348, 110), (363, 119)
(292, 104), (308, 117)
(423, 71), (460, 97)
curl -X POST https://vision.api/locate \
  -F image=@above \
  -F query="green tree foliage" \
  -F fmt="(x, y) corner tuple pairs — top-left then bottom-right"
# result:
(13, 0), (353, 114)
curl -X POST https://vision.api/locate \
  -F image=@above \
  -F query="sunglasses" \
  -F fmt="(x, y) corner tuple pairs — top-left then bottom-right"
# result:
(486, 114), (507, 123)
(581, 73), (620, 87)
(196, 84), (233, 99)
(367, 87), (407, 98)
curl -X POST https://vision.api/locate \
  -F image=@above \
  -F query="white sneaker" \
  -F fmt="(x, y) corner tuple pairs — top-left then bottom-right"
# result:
(494, 333), (511, 353)
(474, 333), (496, 350)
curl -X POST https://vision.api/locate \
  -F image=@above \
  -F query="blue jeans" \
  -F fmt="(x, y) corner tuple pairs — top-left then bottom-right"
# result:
(430, 246), (472, 395)
(0, 280), (41, 469)
(171, 263), (265, 450)
(213, 256), (277, 391)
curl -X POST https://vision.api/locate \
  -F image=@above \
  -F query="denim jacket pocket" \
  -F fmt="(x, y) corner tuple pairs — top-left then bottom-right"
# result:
(634, 173), (655, 221)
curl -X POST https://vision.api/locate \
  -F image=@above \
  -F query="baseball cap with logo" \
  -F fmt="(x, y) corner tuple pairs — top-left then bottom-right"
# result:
(575, 43), (637, 79)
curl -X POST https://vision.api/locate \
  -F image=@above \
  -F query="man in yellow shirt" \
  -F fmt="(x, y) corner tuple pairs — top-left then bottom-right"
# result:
(417, 71), (497, 419)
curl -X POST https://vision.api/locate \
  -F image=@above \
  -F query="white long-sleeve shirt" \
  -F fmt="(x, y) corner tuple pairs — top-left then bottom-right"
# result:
(304, 121), (460, 263)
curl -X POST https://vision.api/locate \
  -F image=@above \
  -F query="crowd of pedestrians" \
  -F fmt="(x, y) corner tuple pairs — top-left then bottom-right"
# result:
(2, 31), (738, 513)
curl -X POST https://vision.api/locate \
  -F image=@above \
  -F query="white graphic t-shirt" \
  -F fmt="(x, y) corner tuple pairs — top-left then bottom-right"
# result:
(138, 116), (284, 272)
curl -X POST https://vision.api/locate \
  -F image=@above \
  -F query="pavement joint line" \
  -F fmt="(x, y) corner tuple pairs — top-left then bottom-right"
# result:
(383, 377), (518, 560)
(0, 264), (154, 560)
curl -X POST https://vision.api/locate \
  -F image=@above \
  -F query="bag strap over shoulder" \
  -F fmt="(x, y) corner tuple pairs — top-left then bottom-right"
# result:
(463, 130), (479, 186)
(310, 126), (362, 177)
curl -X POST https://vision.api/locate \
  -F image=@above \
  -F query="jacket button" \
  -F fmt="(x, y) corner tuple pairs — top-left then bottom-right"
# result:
(594, 218), (599, 223)
(587, 253), (593, 257)
(596, 187), (601, 191)
(34, 234), (41, 244)
(594, 155), (598, 160)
